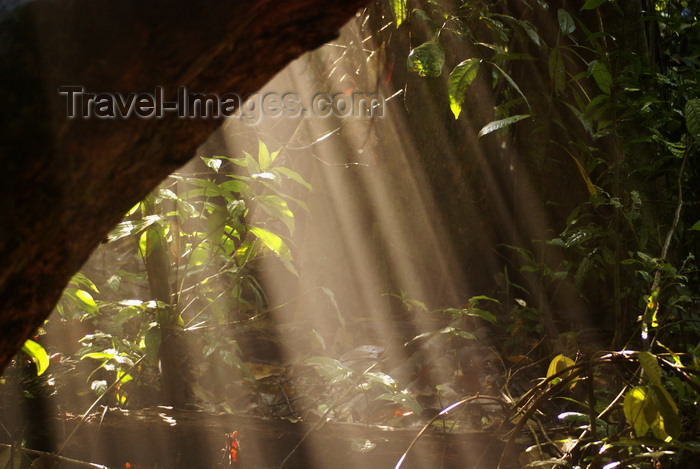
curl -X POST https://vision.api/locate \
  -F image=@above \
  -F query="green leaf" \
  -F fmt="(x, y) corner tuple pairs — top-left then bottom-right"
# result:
(624, 386), (652, 437)
(638, 351), (663, 388)
(274, 166), (312, 191)
(70, 272), (99, 293)
(305, 356), (354, 383)
(257, 140), (271, 171)
(377, 390), (422, 414)
(581, 0), (608, 10)
(547, 354), (575, 379)
(22, 339), (49, 376)
(447, 59), (481, 119)
(590, 60), (612, 95)
(391, 0), (407, 27)
(548, 48), (566, 95)
(558, 9), (576, 35)
(684, 99), (700, 141)
(248, 225), (292, 260)
(648, 385), (680, 440)
(108, 214), (162, 242)
(478, 114), (530, 138)
(256, 195), (295, 235)
(407, 41), (445, 77)
(690, 220), (700, 231)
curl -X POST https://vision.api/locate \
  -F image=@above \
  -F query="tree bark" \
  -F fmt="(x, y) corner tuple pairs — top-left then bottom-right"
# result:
(0, 0), (369, 373)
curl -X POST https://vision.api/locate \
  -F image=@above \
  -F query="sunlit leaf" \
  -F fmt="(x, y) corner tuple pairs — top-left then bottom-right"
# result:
(407, 41), (445, 77)
(248, 225), (292, 260)
(478, 114), (530, 138)
(201, 156), (222, 172)
(624, 386), (652, 437)
(305, 356), (353, 383)
(257, 140), (271, 171)
(108, 214), (162, 242)
(251, 172), (277, 181)
(391, 0), (407, 27)
(70, 272), (99, 293)
(447, 58), (481, 119)
(22, 339), (49, 376)
(256, 195), (295, 235)
(546, 354), (575, 382)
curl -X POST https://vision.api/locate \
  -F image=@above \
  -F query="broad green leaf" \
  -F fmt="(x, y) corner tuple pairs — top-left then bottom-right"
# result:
(690, 220), (700, 231)
(439, 326), (476, 340)
(637, 351), (663, 388)
(648, 385), (680, 440)
(257, 195), (295, 235)
(244, 151), (261, 175)
(188, 241), (211, 267)
(305, 356), (353, 383)
(548, 47), (566, 95)
(22, 339), (49, 376)
(377, 391), (422, 414)
(581, 0), (608, 10)
(248, 225), (292, 260)
(558, 9), (576, 35)
(590, 60), (612, 95)
(274, 166), (312, 191)
(407, 41), (445, 77)
(70, 272), (99, 293)
(518, 19), (541, 46)
(391, 0), (407, 27)
(447, 59), (481, 119)
(624, 386), (652, 437)
(74, 289), (99, 315)
(257, 140), (271, 171)
(684, 99), (700, 141)
(478, 114), (530, 138)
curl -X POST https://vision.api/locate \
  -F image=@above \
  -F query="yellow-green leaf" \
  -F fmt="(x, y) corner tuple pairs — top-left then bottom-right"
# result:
(22, 339), (49, 376)
(447, 59), (481, 119)
(391, 0), (407, 27)
(624, 386), (652, 437)
(248, 226), (292, 260)
(546, 354), (575, 379)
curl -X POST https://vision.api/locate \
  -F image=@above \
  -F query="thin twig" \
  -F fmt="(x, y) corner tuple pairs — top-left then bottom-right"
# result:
(0, 443), (110, 468)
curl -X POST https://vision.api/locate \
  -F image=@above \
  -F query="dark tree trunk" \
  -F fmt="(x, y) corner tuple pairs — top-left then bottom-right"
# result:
(0, 0), (369, 374)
